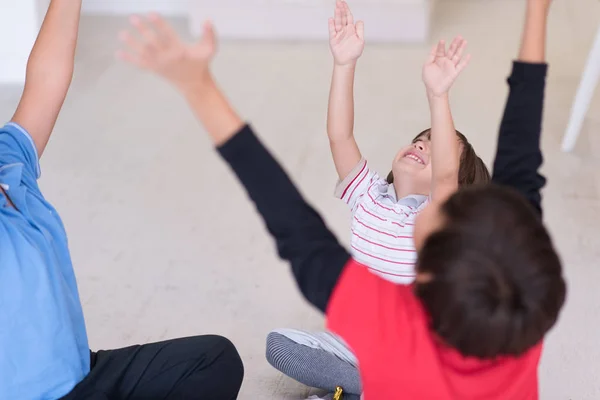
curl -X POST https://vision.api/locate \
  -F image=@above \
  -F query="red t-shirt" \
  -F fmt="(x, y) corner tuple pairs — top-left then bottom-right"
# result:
(327, 260), (543, 399)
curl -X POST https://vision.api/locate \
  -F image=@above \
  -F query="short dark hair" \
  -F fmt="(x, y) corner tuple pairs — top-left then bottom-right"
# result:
(415, 184), (566, 359)
(386, 129), (491, 186)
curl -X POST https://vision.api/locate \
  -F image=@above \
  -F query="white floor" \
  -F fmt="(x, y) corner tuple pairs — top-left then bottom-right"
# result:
(1, 0), (600, 398)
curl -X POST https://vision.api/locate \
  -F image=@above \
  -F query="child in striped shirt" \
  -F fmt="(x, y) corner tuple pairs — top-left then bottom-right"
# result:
(266, 1), (490, 398)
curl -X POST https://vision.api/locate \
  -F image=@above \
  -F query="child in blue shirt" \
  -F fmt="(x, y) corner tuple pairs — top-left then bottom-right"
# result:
(1, 2), (243, 399)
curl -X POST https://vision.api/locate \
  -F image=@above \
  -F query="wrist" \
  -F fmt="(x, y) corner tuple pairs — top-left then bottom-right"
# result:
(526, 0), (551, 16)
(334, 61), (357, 71)
(427, 91), (449, 102)
(178, 72), (216, 98)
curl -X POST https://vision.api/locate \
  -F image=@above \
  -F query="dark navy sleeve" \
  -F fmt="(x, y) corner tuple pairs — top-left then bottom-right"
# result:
(218, 125), (351, 313)
(492, 62), (548, 216)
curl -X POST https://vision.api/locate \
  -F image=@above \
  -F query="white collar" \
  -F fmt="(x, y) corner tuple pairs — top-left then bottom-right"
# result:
(382, 184), (428, 207)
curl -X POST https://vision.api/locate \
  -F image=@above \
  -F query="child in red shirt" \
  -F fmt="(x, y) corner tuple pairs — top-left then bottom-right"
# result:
(118, 0), (565, 398)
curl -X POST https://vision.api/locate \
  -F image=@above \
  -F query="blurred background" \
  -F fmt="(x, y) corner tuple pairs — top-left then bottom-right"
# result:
(1, 0), (600, 398)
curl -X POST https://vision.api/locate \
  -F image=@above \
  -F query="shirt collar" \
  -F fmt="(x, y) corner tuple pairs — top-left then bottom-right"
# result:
(0, 163), (26, 210)
(383, 184), (428, 207)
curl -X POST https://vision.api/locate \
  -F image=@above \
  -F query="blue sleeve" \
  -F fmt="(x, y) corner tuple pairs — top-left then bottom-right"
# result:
(0, 123), (41, 188)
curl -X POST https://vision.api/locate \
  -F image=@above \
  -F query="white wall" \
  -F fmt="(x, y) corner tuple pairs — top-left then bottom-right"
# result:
(0, 0), (430, 82)
(82, 0), (189, 15)
(81, 0), (431, 42)
(189, 1), (432, 42)
(0, 0), (42, 84)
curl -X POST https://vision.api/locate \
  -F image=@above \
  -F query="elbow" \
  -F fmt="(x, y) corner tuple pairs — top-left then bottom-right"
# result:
(24, 67), (75, 97)
(432, 174), (459, 201)
(327, 124), (353, 144)
(26, 53), (75, 89)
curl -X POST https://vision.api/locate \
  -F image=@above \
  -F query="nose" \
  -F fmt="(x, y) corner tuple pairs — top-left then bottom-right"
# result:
(413, 142), (426, 152)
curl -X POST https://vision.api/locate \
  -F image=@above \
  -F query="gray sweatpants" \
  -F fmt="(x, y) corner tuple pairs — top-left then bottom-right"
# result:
(266, 329), (362, 399)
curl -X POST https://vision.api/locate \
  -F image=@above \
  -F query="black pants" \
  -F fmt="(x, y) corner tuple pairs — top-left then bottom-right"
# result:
(61, 335), (244, 400)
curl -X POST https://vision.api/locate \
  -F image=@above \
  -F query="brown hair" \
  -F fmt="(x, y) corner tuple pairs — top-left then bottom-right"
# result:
(415, 184), (566, 358)
(386, 129), (491, 186)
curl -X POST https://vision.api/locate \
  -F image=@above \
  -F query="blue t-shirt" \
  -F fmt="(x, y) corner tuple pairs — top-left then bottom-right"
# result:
(0, 123), (89, 399)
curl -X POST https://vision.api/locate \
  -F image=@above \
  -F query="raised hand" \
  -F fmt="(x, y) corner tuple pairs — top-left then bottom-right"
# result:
(117, 14), (217, 92)
(422, 36), (471, 97)
(328, 0), (365, 67)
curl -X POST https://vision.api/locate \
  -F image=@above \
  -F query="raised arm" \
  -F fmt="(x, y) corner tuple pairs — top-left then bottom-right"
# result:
(327, 0), (364, 180)
(11, 0), (82, 157)
(492, 0), (551, 216)
(118, 15), (351, 313)
(422, 37), (471, 202)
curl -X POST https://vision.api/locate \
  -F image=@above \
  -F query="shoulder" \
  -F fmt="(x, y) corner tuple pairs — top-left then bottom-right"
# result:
(0, 122), (41, 179)
(327, 260), (423, 332)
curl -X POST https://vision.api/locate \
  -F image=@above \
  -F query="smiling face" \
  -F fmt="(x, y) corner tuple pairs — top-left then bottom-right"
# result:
(391, 130), (434, 196)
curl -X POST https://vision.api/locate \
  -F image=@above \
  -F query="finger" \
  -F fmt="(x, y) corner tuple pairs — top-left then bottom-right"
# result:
(201, 20), (217, 49)
(356, 20), (365, 40)
(340, 1), (348, 27)
(345, 2), (354, 25)
(436, 40), (446, 58)
(328, 18), (337, 38)
(456, 54), (472, 74)
(335, 1), (343, 32)
(118, 30), (144, 55)
(130, 15), (160, 48)
(426, 43), (437, 64)
(446, 36), (462, 59)
(148, 13), (179, 45)
(116, 50), (147, 68)
(453, 39), (467, 66)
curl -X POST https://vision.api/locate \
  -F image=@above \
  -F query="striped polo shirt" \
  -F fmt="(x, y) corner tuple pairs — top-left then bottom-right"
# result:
(335, 159), (428, 284)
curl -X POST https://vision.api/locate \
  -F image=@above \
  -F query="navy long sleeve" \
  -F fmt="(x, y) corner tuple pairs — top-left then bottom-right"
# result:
(492, 62), (548, 216)
(218, 126), (350, 313)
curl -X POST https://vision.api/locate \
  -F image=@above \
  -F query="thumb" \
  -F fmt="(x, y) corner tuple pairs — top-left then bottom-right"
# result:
(425, 43), (437, 65)
(201, 20), (217, 48)
(356, 21), (365, 40)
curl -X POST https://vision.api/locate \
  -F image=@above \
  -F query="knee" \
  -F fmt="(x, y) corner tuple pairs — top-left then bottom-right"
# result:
(265, 332), (278, 361)
(221, 337), (244, 389)
(265, 332), (291, 369)
(204, 335), (244, 387)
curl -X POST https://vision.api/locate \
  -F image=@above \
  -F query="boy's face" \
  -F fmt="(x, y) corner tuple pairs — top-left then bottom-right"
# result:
(391, 134), (433, 196)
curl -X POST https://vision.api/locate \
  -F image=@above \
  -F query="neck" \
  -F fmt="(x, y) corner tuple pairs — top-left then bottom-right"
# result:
(392, 180), (427, 199)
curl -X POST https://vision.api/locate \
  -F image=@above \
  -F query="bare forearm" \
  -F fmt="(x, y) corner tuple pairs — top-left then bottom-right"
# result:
(28, 0), (82, 77)
(429, 94), (459, 198)
(12, 0), (82, 156)
(182, 78), (245, 146)
(327, 64), (362, 178)
(519, 1), (550, 63)
(327, 65), (357, 143)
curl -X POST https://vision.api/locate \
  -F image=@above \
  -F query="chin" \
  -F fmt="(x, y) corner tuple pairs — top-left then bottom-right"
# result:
(394, 165), (421, 176)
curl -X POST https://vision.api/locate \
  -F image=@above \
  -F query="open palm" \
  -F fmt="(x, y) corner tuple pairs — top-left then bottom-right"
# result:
(329, 1), (364, 66)
(118, 14), (217, 91)
(422, 36), (471, 97)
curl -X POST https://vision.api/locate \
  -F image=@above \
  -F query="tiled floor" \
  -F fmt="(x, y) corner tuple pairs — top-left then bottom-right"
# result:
(1, 0), (600, 398)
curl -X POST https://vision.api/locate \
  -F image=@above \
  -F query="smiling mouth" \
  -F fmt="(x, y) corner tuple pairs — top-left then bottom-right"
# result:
(404, 153), (425, 165)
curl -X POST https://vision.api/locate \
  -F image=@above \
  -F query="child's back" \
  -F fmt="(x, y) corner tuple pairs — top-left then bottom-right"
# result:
(328, 262), (544, 399)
